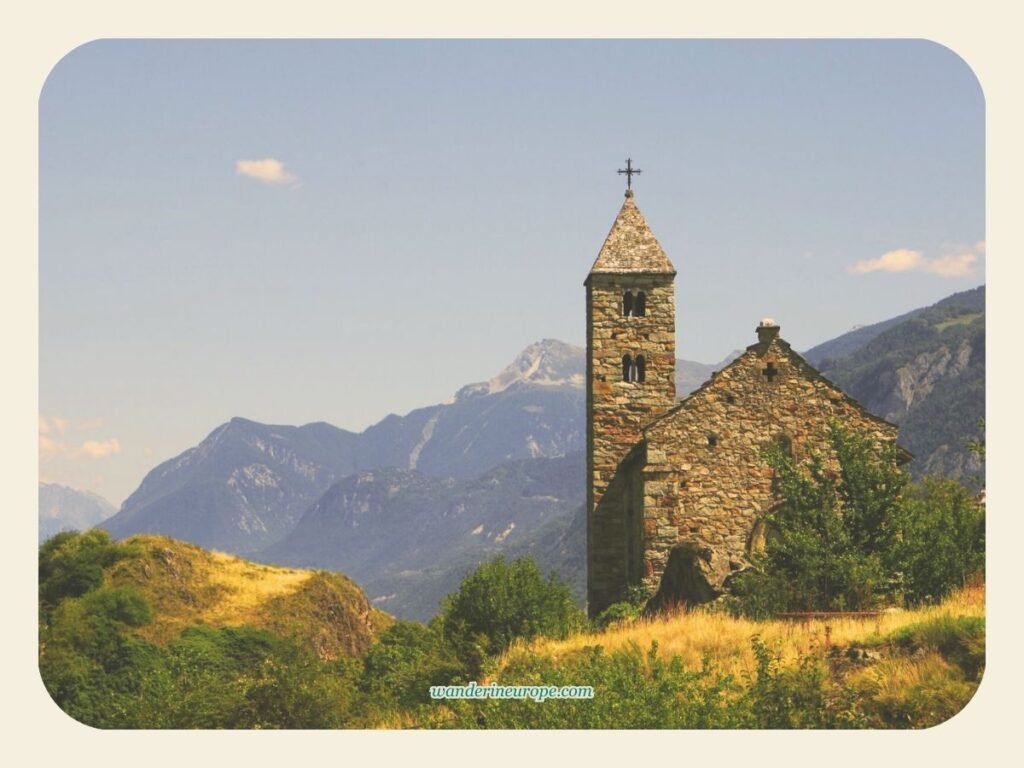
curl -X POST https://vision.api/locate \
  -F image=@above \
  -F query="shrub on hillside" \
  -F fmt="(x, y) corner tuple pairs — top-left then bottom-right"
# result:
(593, 585), (652, 630)
(438, 556), (584, 673)
(38, 534), (361, 729)
(729, 423), (984, 616)
(39, 529), (137, 611)
(895, 477), (984, 606)
(359, 620), (465, 712)
(437, 642), (742, 729)
(730, 424), (907, 615)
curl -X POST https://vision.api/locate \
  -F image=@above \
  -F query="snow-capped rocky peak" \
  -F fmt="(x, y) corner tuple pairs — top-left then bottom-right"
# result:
(455, 339), (585, 401)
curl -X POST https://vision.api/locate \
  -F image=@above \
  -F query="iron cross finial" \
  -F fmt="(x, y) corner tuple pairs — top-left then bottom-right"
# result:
(617, 158), (642, 190)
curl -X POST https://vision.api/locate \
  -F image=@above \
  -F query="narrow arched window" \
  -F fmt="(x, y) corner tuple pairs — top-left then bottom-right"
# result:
(622, 354), (633, 381)
(635, 291), (647, 317)
(636, 355), (646, 383)
(774, 433), (794, 458)
(623, 291), (634, 317)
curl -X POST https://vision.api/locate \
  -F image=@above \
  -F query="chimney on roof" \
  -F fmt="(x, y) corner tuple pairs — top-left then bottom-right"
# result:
(756, 318), (780, 345)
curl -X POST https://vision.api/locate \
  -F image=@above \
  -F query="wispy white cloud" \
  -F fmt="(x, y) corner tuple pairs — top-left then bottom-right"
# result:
(848, 249), (924, 274)
(848, 242), (984, 279)
(78, 438), (122, 459)
(924, 252), (978, 278)
(236, 158), (299, 186)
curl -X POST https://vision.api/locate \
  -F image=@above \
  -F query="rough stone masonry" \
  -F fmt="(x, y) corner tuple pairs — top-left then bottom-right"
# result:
(585, 190), (904, 618)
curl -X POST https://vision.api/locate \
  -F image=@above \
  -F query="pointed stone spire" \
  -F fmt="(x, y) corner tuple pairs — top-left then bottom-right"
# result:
(588, 190), (676, 276)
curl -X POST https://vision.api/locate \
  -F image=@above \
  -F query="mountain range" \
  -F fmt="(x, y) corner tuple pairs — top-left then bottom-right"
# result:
(94, 286), (984, 618)
(101, 340), (736, 556)
(39, 482), (116, 542)
(264, 453), (585, 620)
(806, 286), (985, 482)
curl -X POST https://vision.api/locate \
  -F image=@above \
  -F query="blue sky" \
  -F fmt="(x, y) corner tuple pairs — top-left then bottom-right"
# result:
(39, 40), (985, 504)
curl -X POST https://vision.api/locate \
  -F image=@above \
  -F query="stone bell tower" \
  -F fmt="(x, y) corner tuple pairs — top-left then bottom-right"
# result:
(585, 186), (677, 616)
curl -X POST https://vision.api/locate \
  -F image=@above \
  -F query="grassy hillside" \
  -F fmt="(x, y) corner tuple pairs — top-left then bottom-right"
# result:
(40, 529), (983, 729)
(104, 534), (392, 658)
(39, 530), (396, 728)
(516, 582), (983, 680)
(409, 583), (984, 729)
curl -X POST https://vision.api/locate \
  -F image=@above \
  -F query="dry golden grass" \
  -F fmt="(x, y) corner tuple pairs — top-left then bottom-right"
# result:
(104, 535), (390, 658)
(199, 550), (312, 624)
(848, 651), (953, 696)
(507, 583), (985, 681)
(109, 535), (313, 643)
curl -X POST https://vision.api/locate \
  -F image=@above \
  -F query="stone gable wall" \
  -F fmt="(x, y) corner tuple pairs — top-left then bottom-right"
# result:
(638, 334), (901, 601)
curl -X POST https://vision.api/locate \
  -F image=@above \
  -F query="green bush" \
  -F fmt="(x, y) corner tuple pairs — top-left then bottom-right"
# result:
(740, 636), (867, 728)
(593, 585), (652, 630)
(730, 423), (982, 616)
(359, 620), (465, 712)
(439, 556), (585, 673)
(40, 585), (169, 728)
(39, 529), (136, 611)
(730, 424), (907, 615)
(895, 477), (984, 605)
(437, 642), (742, 729)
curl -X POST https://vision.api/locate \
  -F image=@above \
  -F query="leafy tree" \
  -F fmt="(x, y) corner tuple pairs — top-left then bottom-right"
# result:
(39, 529), (136, 612)
(359, 620), (464, 712)
(731, 423), (908, 614)
(40, 585), (171, 728)
(439, 556), (583, 673)
(731, 422), (984, 616)
(895, 477), (984, 604)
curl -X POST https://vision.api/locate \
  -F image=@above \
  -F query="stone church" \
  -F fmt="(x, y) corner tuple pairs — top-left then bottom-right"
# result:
(585, 188), (905, 617)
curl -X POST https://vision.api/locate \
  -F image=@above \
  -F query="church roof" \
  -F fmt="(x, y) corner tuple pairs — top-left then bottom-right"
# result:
(641, 326), (913, 463)
(587, 190), (676, 277)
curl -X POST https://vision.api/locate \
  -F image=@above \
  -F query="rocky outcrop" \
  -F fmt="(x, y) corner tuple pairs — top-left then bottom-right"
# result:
(643, 543), (722, 614)
(871, 339), (974, 422)
(819, 299), (985, 485)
